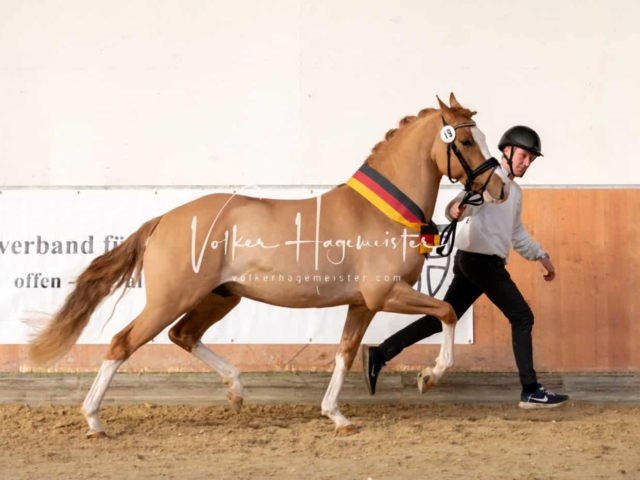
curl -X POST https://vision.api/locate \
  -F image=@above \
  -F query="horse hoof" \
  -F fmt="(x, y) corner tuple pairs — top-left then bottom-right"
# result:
(336, 424), (358, 436)
(417, 368), (436, 394)
(86, 430), (107, 440)
(227, 392), (244, 414)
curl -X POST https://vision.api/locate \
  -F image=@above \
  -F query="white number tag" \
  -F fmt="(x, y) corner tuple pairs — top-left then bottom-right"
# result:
(440, 125), (456, 143)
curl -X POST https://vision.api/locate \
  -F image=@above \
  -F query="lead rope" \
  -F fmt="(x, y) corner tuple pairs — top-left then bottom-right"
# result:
(434, 190), (484, 257)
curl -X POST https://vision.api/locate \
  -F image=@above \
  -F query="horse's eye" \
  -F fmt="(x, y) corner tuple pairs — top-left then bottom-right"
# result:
(461, 139), (473, 147)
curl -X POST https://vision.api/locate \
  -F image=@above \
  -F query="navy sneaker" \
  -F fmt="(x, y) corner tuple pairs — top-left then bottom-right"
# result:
(519, 383), (569, 409)
(362, 345), (387, 395)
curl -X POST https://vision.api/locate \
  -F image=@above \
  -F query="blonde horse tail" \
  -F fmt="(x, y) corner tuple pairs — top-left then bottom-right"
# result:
(28, 215), (163, 367)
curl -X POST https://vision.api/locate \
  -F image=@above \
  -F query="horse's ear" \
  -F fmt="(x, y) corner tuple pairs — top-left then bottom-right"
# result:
(437, 95), (450, 112)
(449, 92), (462, 109)
(437, 95), (454, 123)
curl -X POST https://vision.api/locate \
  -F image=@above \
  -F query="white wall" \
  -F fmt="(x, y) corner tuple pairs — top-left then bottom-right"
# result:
(1, 0), (639, 187)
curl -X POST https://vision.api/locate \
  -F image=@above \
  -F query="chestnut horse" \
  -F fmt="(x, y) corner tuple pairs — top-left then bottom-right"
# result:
(28, 93), (509, 437)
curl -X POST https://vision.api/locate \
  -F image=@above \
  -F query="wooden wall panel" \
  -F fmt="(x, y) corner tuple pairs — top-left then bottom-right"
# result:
(1, 189), (638, 374)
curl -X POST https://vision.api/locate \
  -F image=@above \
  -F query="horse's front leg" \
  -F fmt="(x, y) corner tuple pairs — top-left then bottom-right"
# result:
(380, 282), (458, 393)
(321, 304), (375, 435)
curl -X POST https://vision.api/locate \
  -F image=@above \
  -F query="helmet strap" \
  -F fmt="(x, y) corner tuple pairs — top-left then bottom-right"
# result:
(504, 147), (516, 177)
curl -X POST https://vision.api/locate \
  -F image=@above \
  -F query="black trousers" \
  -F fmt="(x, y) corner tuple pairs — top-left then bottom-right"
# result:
(379, 250), (537, 386)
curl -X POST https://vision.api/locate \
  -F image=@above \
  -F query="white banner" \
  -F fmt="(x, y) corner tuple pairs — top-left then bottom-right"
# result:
(0, 187), (472, 345)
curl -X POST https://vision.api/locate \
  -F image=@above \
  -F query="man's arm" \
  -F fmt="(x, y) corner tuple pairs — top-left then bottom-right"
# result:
(445, 192), (482, 221)
(512, 198), (556, 281)
(512, 218), (545, 259)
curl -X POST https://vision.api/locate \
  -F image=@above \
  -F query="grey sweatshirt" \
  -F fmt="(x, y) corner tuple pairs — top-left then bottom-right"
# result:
(445, 170), (546, 264)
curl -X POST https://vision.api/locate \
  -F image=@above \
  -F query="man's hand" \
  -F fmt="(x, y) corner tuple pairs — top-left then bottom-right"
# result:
(540, 257), (556, 282)
(449, 202), (467, 220)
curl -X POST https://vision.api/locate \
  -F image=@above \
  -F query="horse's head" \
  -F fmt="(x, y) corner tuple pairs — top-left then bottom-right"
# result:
(432, 93), (509, 204)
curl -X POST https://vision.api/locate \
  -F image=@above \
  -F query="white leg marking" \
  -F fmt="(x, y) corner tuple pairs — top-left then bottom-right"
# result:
(321, 353), (351, 429)
(81, 359), (123, 435)
(432, 322), (455, 381)
(192, 341), (243, 399)
(418, 322), (456, 393)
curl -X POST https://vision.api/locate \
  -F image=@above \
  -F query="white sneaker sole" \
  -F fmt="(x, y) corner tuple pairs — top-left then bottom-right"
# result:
(518, 400), (569, 410)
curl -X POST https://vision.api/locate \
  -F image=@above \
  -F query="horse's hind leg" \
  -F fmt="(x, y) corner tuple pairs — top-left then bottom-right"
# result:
(81, 304), (187, 438)
(321, 304), (375, 435)
(168, 292), (243, 413)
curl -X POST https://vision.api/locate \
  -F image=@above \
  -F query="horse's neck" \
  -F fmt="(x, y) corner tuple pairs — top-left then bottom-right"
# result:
(416, 173), (441, 222)
(367, 123), (442, 221)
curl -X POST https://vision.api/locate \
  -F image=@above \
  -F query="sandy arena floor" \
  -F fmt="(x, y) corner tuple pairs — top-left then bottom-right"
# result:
(1, 402), (638, 479)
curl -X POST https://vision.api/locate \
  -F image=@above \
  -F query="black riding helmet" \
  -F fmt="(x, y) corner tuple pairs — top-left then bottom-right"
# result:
(498, 125), (543, 176)
(498, 125), (543, 157)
